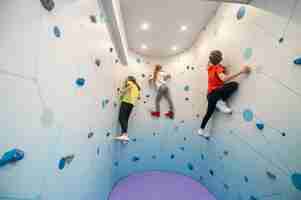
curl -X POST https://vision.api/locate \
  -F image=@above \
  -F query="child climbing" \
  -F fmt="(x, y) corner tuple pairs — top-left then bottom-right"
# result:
(198, 50), (251, 138)
(149, 65), (175, 119)
(115, 76), (141, 141)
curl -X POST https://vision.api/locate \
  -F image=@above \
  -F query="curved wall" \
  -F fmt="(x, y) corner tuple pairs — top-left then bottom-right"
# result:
(112, 1), (301, 200)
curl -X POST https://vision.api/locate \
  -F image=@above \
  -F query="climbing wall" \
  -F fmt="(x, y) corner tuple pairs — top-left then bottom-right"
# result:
(111, 1), (301, 200)
(0, 0), (119, 200)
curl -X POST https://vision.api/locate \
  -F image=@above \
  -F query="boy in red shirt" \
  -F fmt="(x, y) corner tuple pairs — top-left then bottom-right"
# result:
(198, 50), (251, 139)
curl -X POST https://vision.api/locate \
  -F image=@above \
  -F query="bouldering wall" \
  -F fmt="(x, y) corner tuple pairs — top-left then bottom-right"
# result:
(0, 0), (119, 200)
(111, 1), (301, 200)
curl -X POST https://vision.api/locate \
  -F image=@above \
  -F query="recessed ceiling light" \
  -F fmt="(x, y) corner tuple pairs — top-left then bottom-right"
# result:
(141, 44), (148, 49)
(171, 46), (178, 51)
(180, 25), (188, 31)
(140, 22), (150, 30)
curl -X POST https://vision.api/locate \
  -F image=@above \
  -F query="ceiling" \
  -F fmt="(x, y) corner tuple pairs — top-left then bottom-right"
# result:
(119, 0), (220, 58)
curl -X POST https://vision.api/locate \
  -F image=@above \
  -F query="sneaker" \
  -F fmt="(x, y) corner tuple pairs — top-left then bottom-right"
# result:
(151, 111), (160, 118)
(165, 111), (174, 119)
(216, 100), (232, 114)
(197, 128), (211, 139)
(115, 135), (129, 141)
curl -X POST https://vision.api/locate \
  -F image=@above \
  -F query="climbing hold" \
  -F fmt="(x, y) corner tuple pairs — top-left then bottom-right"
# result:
(88, 132), (94, 139)
(152, 155), (156, 159)
(186, 66), (190, 70)
(209, 169), (214, 176)
(53, 26), (61, 38)
(292, 173), (301, 191)
(58, 158), (65, 170)
(0, 149), (24, 167)
(102, 99), (110, 108)
(183, 137), (187, 141)
(132, 138), (137, 142)
(185, 97), (189, 101)
(279, 37), (284, 43)
(266, 171), (277, 180)
(146, 94), (150, 98)
(201, 154), (205, 160)
(40, 108), (54, 128)
(132, 156), (140, 162)
(40, 0), (55, 12)
(256, 120), (264, 130)
(184, 85), (190, 92)
(113, 102), (118, 108)
(224, 184), (229, 190)
(170, 154), (175, 159)
(294, 57), (301, 65)
(281, 132), (286, 136)
(136, 58), (142, 63)
(249, 195), (258, 200)
(244, 176), (249, 183)
(141, 73), (146, 78)
(243, 48), (253, 60)
(90, 15), (97, 23)
(76, 78), (85, 87)
(179, 147), (185, 151)
(243, 109), (254, 122)
(58, 154), (74, 170)
(106, 132), (111, 137)
(191, 67), (195, 70)
(97, 147), (100, 156)
(115, 59), (119, 64)
(109, 47), (113, 53)
(95, 59), (101, 67)
(114, 161), (119, 167)
(223, 150), (229, 156)
(199, 176), (204, 181)
(237, 6), (246, 20)
(187, 163), (194, 171)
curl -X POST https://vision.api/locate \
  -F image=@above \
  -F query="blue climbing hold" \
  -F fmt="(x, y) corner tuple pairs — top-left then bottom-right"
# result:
(243, 48), (253, 60)
(0, 149), (24, 167)
(170, 154), (175, 159)
(256, 121), (265, 130)
(243, 109), (254, 122)
(237, 6), (246, 20)
(132, 156), (140, 162)
(187, 163), (194, 171)
(294, 57), (301, 65)
(53, 26), (61, 38)
(266, 171), (277, 180)
(76, 78), (85, 87)
(249, 196), (258, 200)
(58, 158), (65, 170)
(97, 147), (100, 156)
(292, 173), (301, 191)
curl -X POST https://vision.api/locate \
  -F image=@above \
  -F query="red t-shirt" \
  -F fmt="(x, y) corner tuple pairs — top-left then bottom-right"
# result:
(207, 64), (225, 94)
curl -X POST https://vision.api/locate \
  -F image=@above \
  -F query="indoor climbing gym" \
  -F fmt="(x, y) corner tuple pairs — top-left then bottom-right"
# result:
(1, 0), (301, 199)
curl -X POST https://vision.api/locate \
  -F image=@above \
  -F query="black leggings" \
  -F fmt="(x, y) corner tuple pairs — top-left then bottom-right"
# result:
(118, 102), (134, 133)
(201, 82), (239, 129)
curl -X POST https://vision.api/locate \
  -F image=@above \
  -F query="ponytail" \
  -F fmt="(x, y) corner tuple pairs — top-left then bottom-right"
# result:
(153, 65), (162, 83)
(127, 76), (141, 91)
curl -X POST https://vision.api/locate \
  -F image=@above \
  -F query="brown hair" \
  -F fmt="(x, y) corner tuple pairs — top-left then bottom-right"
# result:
(127, 76), (141, 91)
(209, 50), (223, 65)
(153, 65), (162, 82)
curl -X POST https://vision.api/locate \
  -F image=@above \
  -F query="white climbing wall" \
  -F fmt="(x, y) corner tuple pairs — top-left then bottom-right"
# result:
(111, 1), (301, 200)
(1, 0), (301, 200)
(0, 0), (119, 200)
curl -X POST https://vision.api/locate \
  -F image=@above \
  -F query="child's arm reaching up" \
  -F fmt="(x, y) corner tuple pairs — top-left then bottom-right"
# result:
(218, 66), (251, 82)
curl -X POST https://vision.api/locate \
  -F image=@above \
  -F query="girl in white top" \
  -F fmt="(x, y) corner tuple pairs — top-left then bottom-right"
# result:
(149, 65), (174, 119)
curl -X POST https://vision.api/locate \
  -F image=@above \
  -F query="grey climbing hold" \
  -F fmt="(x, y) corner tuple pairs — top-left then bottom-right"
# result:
(40, 0), (55, 11)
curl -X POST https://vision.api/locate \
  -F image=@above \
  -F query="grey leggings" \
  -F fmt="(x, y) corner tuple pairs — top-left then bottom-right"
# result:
(156, 84), (174, 112)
